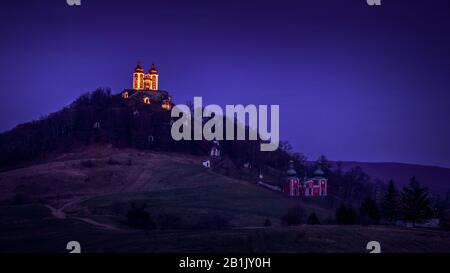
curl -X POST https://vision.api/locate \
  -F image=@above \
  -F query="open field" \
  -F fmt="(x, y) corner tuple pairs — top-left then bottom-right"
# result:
(0, 145), (335, 228)
(0, 145), (449, 253)
(1, 204), (450, 253)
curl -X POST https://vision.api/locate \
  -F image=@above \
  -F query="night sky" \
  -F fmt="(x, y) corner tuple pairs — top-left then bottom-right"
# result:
(0, 0), (449, 167)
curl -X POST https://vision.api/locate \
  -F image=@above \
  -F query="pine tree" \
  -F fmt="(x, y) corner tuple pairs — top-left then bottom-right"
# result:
(336, 204), (357, 225)
(307, 212), (320, 225)
(381, 180), (398, 223)
(282, 206), (305, 226)
(360, 197), (381, 224)
(400, 176), (432, 225)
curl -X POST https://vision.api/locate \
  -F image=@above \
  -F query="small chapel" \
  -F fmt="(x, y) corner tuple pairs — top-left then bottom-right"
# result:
(121, 63), (173, 110)
(281, 158), (328, 197)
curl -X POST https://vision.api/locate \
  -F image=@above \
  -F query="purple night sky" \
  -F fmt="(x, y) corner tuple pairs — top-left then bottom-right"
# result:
(0, 0), (449, 167)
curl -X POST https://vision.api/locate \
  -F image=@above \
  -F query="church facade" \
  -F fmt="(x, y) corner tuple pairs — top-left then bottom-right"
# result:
(132, 63), (159, 91)
(281, 159), (328, 197)
(121, 63), (173, 110)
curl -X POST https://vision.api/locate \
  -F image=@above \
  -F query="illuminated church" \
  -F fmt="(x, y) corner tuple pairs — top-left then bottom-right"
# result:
(132, 63), (159, 91)
(281, 159), (328, 197)
(121, 63), (172, 110)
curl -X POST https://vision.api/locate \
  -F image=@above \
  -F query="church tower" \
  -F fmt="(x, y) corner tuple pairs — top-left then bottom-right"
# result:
(133, 63), (145, 90)
(144, 73), (152, 90)
(148, 63), (159, 90)
(143, 64), (158, 91)
(282, 160), (301, 197)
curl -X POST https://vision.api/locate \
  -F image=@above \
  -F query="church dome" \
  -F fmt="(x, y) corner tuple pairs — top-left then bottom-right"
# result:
(286, 160), (297, 176)
(134, 63), (144, 73)
(149, 63), (158, 74)
(314, 167), (324, 177)
(313, 158), (325, 177)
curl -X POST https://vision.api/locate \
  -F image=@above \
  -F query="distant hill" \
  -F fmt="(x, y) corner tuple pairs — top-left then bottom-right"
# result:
(330, 161), (450, 195)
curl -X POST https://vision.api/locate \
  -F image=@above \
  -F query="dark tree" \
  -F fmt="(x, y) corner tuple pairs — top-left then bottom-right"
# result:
(336, 204), (357, 225)
(282, 206), (305, 226)
(307, 212), (320, 225)
(126, 202), (156, 229)
(360, 197), (381, 224)
(381, 180), (398, 223)
(439, 192), (450, 230)
(400, 176), (432, 224)
(328, 165), (373, 204)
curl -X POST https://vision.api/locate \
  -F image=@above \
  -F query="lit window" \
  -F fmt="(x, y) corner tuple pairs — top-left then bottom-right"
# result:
(143, 97), (150, 104)
(162, 102), (171, 110)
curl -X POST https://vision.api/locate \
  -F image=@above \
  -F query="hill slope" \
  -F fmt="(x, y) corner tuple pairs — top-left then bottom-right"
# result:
(0, 145), (334, 229)
(1, 146), (450, 253)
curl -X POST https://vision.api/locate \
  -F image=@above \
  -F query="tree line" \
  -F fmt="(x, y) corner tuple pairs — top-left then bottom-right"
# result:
(336, 176), (450, 226)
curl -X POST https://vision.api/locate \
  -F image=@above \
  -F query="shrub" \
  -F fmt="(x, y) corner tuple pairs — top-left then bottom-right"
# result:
(282, 206), (305, 226)
(263, 219), (272, 227)
(440, 209), (450, 230)
(307, 212), (320, 225)
(126, 202), (156, 230)
(336, 204), (357, 225)
(360, 197), (381, 224)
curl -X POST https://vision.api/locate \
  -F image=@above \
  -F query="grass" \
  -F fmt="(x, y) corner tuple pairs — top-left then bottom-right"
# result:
(1, 146), (449, 253)
(1, 204), (450, 253)
(64, 152), (337, 228)
(80, 184), (334, 228)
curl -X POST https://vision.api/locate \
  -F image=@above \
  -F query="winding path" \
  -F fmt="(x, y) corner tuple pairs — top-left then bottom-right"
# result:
(45, 199), (122, 232)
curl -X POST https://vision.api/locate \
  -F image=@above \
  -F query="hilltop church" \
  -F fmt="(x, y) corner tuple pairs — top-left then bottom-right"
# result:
(121, 63), (173, 110)
(121, 63), (327, 198)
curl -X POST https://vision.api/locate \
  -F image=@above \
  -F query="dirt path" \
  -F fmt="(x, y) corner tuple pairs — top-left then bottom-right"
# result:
(71, 216), (121, 231)
(45, 199), (123, 232)
(45, 204), (67, 219)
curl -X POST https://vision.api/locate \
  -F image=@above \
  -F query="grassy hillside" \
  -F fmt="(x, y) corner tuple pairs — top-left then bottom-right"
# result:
(1, 203), (450, 253)
(0, 145), (334, 228)
(1, 145), (450, 253)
